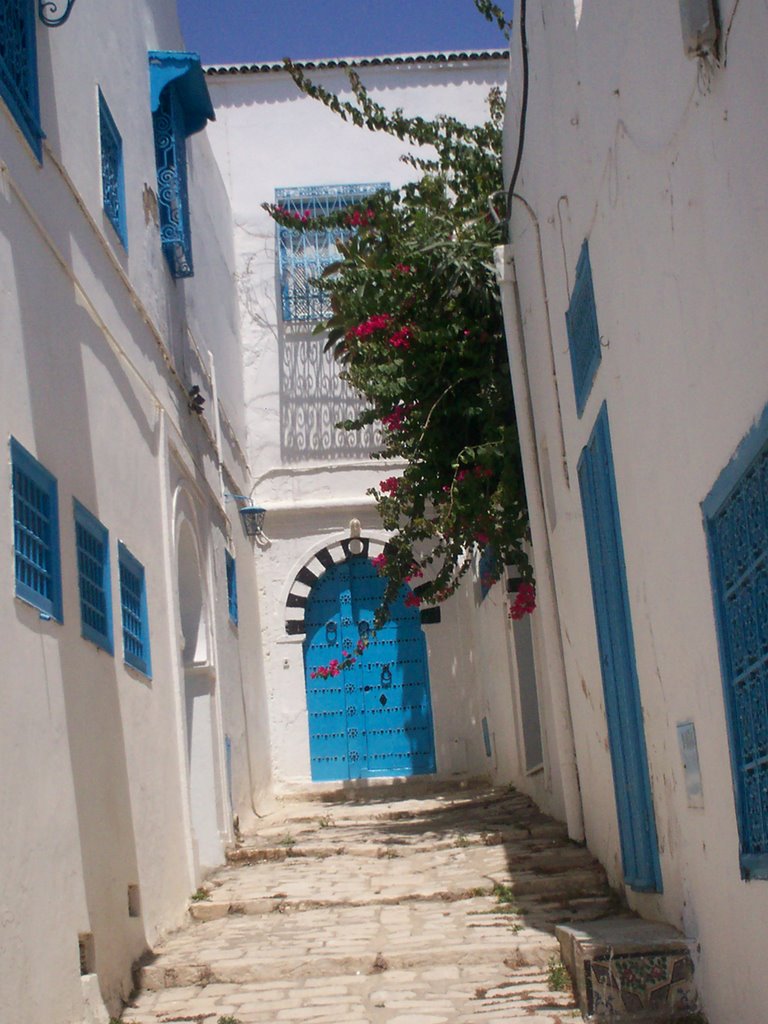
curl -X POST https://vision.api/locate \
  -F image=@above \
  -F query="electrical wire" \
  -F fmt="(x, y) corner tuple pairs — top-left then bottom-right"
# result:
(505, 0), (529, 237)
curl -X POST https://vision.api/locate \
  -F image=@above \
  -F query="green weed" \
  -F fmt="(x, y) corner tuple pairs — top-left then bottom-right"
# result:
(190, 887), (210, 902)
(547, 955), (571, 992)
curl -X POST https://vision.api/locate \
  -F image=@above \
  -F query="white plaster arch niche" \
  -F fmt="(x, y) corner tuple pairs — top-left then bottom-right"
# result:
(172, 483), (224, 874)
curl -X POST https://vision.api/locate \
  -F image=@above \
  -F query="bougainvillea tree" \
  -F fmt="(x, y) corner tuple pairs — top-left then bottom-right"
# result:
(265, 2), (533, 627)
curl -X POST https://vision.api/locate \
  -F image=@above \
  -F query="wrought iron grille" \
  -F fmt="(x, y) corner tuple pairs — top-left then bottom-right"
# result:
(119, 543), (149, 674)
(0, 0), (43, 157)
(566, 240), (602, 417)
(153, 85), (192, 278)
(12, 444), (59, 617)
(280, 329), (381, 461)
(74, 503), (112, 652)
(98, 90), (126, 246)
(276, 184), (387, 323)
(707, 440), (768, 871)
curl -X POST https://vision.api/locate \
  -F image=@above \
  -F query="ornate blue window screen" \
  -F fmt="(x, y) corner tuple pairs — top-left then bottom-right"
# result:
(74, 500), (113, 653)
(10, 438), (62, 620)
(704, 404), (768, 879)
(478, 545), (499, 601)
(226, 550), (238, 625)
(565, 240), (602, 417)
(276, 183), (388, 323)
(149, 51), (214, 279)
(0, 0), (43, 159)
(118, 542), (151, 676)
(98, 89), (126, 247)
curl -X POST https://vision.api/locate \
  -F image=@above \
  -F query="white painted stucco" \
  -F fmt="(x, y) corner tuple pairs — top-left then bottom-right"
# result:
(0, 2), (270, 1020)
(204, 54), (559, 794)
(501, 3), (768, 1021)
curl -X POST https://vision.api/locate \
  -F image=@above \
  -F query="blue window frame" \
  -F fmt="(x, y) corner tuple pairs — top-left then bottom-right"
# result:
(0, 0), (43, 160)
(225, 550), (238, 625)
(276, 183), (387, 323)
(73, 500), (112, 653)
(478, 545), (499, 601)
(118, 542), (151, 676)
(703, 403), (768, 879)
(98, 89), (127, 248)
(565, 240), (602, 418)
(10, 438), (62, 620)
(148, 51), (214, 279)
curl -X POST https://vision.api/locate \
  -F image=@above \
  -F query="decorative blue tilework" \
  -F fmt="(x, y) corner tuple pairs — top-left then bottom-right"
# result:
(704, 403), (768, 878)
(0, 0), (43, 159)
(74, 500), (112, 654)
(276, 183), (388, 322)
(118, 542), (151, 676)
(10, 438), (62, 620)
(566, 240), (602, 417)
(98, 89), (126, 247)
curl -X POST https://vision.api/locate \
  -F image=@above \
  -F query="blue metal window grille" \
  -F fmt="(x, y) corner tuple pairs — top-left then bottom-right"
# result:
(153, 85), (192, 278)
(0, 0), (43, 159)
(565, 240), (602, 418)
(118, 542), (150, 676)
(703, 403), (768, 879)
(10, 438), (62, 620)
(149, 51), (214, 280)
(73, 500), (113, 653)
(276, 184), (388, 323)
(225, 550), (238, 626)
(98, 89), (126, 247)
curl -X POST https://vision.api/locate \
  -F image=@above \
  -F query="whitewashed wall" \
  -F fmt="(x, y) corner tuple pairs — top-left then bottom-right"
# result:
(205, 55), (551, 791)
(0, 1), (268, 1020)
(502, 3), (768, 1021)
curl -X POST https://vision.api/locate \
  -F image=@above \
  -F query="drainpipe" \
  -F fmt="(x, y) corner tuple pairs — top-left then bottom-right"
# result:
(494, 244), (585, 843)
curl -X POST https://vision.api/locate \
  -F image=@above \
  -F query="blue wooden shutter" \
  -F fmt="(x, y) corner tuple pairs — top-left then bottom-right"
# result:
(0, 0), (43, 159)
(118, 542), (151, 676)
(703, 406), (768, 878)
(578, 404), (662, 892)
(566, 240), (602, 417)
(74, 500), (113, 654)
(10, 438), (62, 620)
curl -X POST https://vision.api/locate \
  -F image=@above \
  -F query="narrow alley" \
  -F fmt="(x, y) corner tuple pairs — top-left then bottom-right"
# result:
(123, 784), (613, 1023)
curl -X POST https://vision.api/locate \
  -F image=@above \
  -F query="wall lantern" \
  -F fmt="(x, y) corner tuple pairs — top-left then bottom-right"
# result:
(239, 505), (266, 538)
(225, 493), (267, 539)
(348, 518), (364, 557)
(39, 0), (77, 26)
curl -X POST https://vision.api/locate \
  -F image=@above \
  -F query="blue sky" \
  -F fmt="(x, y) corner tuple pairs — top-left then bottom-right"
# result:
(177, 0), (510, 66)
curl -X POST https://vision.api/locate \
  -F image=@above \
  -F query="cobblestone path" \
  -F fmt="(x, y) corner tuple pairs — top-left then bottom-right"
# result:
(123, 784), (615, 1023)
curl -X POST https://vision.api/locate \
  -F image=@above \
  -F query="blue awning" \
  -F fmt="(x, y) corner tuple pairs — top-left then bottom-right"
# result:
(148, 50), (215, 136)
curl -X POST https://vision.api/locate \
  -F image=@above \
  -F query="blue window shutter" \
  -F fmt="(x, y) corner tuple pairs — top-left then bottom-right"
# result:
(0, 1), (43, 159)
(566, 240), (602, 417)
(10, 438), (62, 620)
(98, 89), (127, 248)
(275, 183), (388, 323)
(118, 542), (151, 676)
(478, 545), (499, 601)
(73, 500), (113, 654)
(226, 550), (238, 625)
(703, 403), (768, 879)
(148, 51), (214, 279)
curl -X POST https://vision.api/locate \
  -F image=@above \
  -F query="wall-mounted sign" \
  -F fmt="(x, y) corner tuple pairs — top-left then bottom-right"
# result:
(677, 721), (704, 809)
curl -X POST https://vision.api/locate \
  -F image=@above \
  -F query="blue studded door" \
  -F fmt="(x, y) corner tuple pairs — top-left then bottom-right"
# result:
(303, 557), (436, 782)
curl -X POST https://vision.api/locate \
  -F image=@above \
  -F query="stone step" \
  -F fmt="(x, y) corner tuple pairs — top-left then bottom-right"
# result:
(122, 963), (578, 1024)
(136, 900), (562, 991)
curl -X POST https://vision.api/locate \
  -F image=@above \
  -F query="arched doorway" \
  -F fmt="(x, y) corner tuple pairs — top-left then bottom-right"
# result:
(176, 520), (222, 873)
(303, 556), (436, 781)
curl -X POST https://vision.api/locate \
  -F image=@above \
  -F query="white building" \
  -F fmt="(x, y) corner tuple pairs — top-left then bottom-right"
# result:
(203, 49), (572, 802)
(498, 2), (768, 1021)
(0, 1), (270, 1020)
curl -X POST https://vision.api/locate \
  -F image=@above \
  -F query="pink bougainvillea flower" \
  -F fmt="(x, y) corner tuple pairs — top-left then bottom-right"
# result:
(388, 326), (412, 350)
(354, 313), (393, 338)
(475, 532), (490, 545)
(404, 592), (421, 608)
(355, 639), (367, 655)
(372, 553), (388, 570)
(379, 476), (400, 494)
(509, 582), (536, 620)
